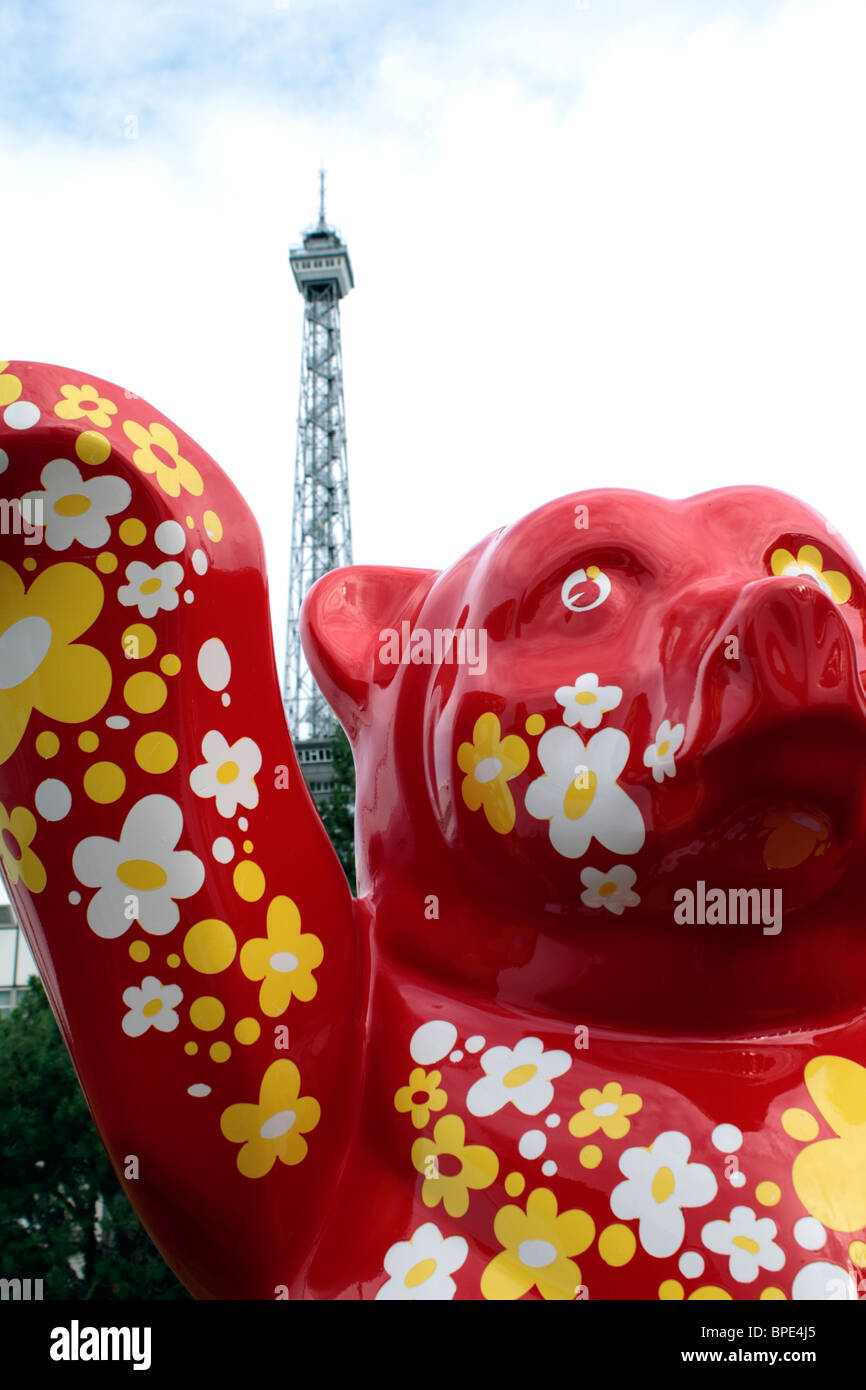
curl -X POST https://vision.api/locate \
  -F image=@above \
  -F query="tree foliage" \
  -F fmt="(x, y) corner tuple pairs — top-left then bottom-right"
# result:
(0, 979), (189, 1299)
(318, 725), (357, 893)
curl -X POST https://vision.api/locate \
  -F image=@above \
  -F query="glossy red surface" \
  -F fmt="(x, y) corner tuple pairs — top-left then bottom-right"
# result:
(0, 360), (864, 1301)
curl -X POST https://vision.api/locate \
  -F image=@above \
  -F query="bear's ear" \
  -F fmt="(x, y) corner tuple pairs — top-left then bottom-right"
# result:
(301, 565), (437, 734)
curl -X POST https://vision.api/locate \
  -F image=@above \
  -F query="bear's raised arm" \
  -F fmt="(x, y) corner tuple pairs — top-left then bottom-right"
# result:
(0, 361), (357, 1297)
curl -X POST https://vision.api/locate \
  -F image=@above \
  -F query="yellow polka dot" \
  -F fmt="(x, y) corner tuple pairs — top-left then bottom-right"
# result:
(124, 671), (167, 714)
(22, 557), (37, 571)
(760, 1286), (787, 1300)
(849, 1240), (866, 1268)
(184, 1041), (199, 1056)
(83, 761), (126, 803)
(242, 839), (253, 853)
(129, 940), (150, 962)
(135, 731), (178, 774)
(122, 622), (156, 659)
(189, 996), (225, 1031)
(756, 1181), (782, 1206)
(185, 515), (194, 528)
(659, 1280), (684, 1300)
(525, 713), (545, 736)
(75, 430), (111, 466)
(183, 919), (237, 974)
(234, 1017), (261, 1045)
(95, 552), (117, 573)
(586, 564), (600, 579)
(210, 1041), (231, 1063)
(203, 509), (223, 542)
(36, 731), (60, 758)
(160, 653), (181, 676)
(504, 1172), (525, 1198)
(119, 517), (147, 546)
(0, 372), (22, 405)
(598, 1224), (636, 1267)
(78, 730), (99, 752)
(166, 953), (180, 968)
(579, 1144), (602, 1169)
(233, 859), (265, 902)
(781, 1107), (820, 1141)
(689, 1286), (732, 1301)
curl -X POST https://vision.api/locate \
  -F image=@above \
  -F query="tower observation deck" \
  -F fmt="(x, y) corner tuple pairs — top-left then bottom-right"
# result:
(284, 172), (354, 801)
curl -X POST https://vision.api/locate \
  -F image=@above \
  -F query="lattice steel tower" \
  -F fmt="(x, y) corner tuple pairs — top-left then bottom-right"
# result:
(284, 172), (354, 798)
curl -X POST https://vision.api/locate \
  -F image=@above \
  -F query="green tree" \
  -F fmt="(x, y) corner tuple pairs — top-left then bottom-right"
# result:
(0, 979), (189, 1299)
(318, 726), (357, 893)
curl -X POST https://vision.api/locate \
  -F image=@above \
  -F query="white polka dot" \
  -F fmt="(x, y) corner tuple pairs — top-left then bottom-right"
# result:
(212, 837), (234, 864)
(221, 692), (231, 706)
(154, 520), (186, 555)
(105, 715), (130, 729)
(4, 401), (40, 430)
(518, 1129), (546, 1160)
(541, 1160), (558, 1177)
(794, 1217), (826, 1250)
(712, 1124), (743, 1152)
(68, 890), (81, 905)
(183, 590), (194, 603)
(729, 1171), (747, 1188)
(465, 1035), (486, 1053)
(192, 548), (208, 575)
(35, 778), (72, 821)
(238, 817), (248, 831)
(792, 1261), (856, 1301)
(679, 1251), (705, 1279)
(197, 637), (231, 691)
(188, 1083), (212, 1098)
(410, 1020), (458, 1065)
(449, 1049), (463, 1063)
(0, 448), (8, 473)
(545, 1113), (561, 1128)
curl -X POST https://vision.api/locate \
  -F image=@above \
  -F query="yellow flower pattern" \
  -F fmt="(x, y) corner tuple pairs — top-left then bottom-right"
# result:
(239, 895), (324, 1017)
(568, 1080), (643, 1141)
(0, 801), (46, 893)
(220, 1060), (320, 1179)
(457, 712), (529, 834)
(791, 1056), (866, 1232)
(394, 1067), (448, 1129)
(54, 383), (118, 429)
(481, 1187), (595, 1300)
(0, 561), (112, 765)
(412, 1114), (499, 1217)
(770, 544), (851, 604)
(122, 420), (203, 498)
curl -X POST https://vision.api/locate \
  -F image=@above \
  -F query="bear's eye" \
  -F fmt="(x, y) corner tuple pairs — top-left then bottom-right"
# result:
(561, 565), (612, 613)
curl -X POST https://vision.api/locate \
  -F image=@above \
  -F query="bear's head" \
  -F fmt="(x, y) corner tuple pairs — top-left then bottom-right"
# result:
(303, 487), (866, 1035)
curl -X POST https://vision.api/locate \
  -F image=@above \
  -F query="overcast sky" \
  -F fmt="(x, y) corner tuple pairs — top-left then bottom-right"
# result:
(2, 0), (865, 671)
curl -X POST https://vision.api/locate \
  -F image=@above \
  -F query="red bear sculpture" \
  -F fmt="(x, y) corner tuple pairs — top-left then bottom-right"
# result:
(0, 359), (864, 1301)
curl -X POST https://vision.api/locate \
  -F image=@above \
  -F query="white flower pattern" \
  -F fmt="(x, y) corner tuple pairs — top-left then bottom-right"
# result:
(580, 864), (640, 915)
(643, 719), (684, 784)
(122, 976), (183, 1037)
(189, 730), (261, 818)
(467, 1036), (571, 1117)
(21, 458), (131, 551)
(701, 1206), (785, 1284)
(118, 560), (184, 619)
(376, 1222), (468, 1300)
(525, 725), (645, 860)
(554, 673), (622, 730)
(610, 1130), (717, 1259)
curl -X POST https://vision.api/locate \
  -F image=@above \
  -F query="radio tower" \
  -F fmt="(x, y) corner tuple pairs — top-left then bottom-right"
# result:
(284, 170), (354, 801)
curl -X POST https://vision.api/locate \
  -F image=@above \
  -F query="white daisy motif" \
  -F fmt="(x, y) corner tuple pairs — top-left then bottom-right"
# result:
(375, 1222), (468, 1301)
(121, 976), (183, 1037)
(118, 560), (184, 619)
(20, 458), (131, 552)
(701, 1206), (785, 1284)
(72, 794), (205, 938)
(554, 673), (622, 730)
(189, 730), (262, 818)
(467, 1036), (571, 1118)
(610, 1130), (718, 1259)
(643, 719), (684, 784)
(580, 864), (640, 915)
(525, 725), (645, 860)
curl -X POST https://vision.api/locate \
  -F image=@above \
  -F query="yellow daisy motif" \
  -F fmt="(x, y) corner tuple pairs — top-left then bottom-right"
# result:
(457, 712), (529, 834)
(481, 1187), (595, 1301)
(122, 420), (203, 498)
(568, 1081), (643, 1141)
(0, 561), (112, 766)
(411, 1114), (499, 1217)
(0, 801), (46, 893)
(220, 1059), (320, 1179)
(791, 1055), (866, 1232)
(54, 383), (118, 429)
(770, 544), (851, 605)
(239, 895), (323, 1017)
(394, 1067), (448, 1129)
